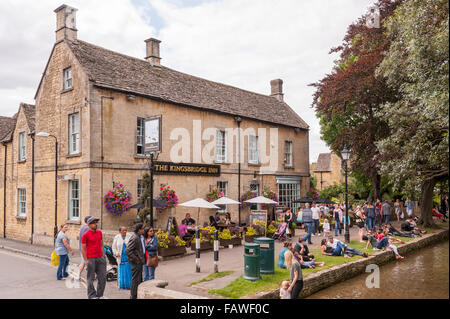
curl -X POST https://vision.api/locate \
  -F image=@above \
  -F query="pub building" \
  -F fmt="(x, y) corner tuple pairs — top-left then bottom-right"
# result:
(0, 5), (310, 246)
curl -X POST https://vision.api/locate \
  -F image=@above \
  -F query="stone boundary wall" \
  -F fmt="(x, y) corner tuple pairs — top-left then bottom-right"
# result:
(249, 228), (449, 299)
(138, 279), (208, 299)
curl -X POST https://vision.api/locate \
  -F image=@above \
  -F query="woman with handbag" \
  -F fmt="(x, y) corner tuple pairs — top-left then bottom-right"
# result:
(112, 226), (132, 289)
(143, 226), (158, 281)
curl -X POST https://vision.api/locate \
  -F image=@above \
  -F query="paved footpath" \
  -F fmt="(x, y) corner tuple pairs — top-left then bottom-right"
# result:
(0, 222), (393, 299)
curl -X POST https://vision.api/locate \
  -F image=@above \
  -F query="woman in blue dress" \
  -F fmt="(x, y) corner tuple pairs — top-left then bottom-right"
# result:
(112, 227), (132, 289)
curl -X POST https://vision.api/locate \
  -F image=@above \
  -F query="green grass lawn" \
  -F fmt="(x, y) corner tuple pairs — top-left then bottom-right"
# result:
(189, 271), (235, 286)
(209, 225), (447, 299)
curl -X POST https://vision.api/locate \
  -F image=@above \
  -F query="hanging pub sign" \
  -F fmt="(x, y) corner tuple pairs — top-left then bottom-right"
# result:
(153, 161), (221, 176)
(144, 116), (161, 154)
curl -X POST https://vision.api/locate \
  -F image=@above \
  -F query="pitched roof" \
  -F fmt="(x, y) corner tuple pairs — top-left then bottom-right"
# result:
(313, 153), (332, 172)
(0, 103), (35, 143)
(67, 40), (309, 130)
(0, 115), (17, 143)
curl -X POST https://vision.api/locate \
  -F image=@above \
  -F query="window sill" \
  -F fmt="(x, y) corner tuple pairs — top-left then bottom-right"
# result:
(284, 165), (295, 169)
(61, 88), (74, 94)
(66, 153), (82, 158)
(16, 216), (27, 220)
(248, 162), (261, 167)
(17, 160), (27, 164)
(135, 154), (150, 159)
(66, 219), (81, 225)
(214, 160), (231, 165)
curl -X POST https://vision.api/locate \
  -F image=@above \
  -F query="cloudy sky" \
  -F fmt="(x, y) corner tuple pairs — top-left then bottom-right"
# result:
(0, 0), (375, 162)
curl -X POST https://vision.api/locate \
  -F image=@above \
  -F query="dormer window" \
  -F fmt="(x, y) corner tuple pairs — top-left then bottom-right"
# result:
(63, 67), (72, 90)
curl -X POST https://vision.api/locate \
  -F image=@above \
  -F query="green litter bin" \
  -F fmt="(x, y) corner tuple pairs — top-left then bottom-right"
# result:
(254, 237), (275, 275)
(243, 242), (261, 281)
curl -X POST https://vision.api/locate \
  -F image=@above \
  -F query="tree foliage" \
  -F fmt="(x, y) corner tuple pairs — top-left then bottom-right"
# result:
(375, 0), (449, 226)
(310, 0), (402, 200)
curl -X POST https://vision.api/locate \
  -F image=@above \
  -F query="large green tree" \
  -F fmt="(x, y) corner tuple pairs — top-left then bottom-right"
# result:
(311, 0), (401, 200)
(376, 0), (449, 226)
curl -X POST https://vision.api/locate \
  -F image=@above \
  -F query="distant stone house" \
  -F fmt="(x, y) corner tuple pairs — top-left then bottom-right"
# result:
(311, 152), (344, 191)
(0, 5), (310, 247)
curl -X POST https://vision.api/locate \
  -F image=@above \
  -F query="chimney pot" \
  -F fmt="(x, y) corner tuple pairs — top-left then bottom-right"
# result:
(145, 38), (161, 66)
(54, 4), (78, 42)
(270, 79), (284, 101)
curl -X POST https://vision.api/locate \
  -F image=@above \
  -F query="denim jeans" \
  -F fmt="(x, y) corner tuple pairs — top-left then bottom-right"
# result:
(57, 254), (69, 280)
(313, 219), (320, 234)
(384, 215), (390, 225)
(143, 265), (155, 281)
(303, 223), (313, 244)
(367, 217), (375, 230)
(344, 246), (364, 256)
(376, 237), (389, 249)
(302, 261), (316, 268)
(331, 242), (345, 256)
(334, 220), (342, 236)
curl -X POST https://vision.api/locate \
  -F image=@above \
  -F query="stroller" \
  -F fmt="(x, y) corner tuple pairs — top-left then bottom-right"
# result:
(272, 222), (288, 241)
(104, 245), (118, 282)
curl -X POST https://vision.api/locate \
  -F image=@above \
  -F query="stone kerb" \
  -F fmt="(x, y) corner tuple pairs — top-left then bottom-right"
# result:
(251, 228), (449, 299)
(138, 279), (208, 299)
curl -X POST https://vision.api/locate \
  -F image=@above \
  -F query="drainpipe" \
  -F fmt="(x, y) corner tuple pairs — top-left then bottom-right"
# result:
(234, 116), (242, 226)
(2, 142), (6, 238)
(29, 132), (35, 244)
(100, 95), (114, 229)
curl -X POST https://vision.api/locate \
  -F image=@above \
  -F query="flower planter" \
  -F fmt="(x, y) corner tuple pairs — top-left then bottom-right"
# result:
(157, 246), (186, 257)
(190, 241), (214, 251)
(244, 235), (259, 243)
(219, 237), (242, 247)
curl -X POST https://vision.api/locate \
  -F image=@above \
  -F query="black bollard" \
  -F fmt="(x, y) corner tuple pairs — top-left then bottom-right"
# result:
(213, 230), (219, 273)
(195, 227), (200, 273)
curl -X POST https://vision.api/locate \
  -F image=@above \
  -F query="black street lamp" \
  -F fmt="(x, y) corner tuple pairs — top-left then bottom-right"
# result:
(37, 131), (58, 243)
(342, 146), (351, 243)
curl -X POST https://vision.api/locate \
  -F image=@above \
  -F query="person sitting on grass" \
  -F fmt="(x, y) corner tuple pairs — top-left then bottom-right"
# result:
(321, 236), (368, 258)
(365, 230), (405, 259)
(294, 238), (315, 261)
(277, 241), (291, 269)
(385, 223), (415, 238)
(287, 242), (325, 269)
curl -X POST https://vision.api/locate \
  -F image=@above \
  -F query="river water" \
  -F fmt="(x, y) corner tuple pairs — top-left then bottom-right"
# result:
(307, 241), (449, 299)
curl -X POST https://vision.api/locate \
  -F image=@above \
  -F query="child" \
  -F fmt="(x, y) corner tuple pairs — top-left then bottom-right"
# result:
(322, 218), (330, 237)
(279, 280), (291, 299)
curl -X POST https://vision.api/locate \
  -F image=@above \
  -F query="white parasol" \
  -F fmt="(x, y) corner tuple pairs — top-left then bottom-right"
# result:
(179, 198), (220, 224)
(244, 196), (278, 204)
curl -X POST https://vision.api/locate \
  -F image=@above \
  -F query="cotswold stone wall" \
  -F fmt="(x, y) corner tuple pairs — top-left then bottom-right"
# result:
(250, 228), (449, 299)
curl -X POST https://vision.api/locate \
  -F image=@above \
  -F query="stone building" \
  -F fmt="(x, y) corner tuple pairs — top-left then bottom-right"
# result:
(0, 5), (310, 247)
(310, 152), (344, 191)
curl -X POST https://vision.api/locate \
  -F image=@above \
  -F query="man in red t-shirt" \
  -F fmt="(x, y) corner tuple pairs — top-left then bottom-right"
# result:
(81, 217), (106, 299)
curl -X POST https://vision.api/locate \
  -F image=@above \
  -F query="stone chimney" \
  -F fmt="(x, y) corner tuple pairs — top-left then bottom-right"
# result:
(145, 38), (161, 66)
(270, 79), (284, 102)
(54, 4), (78, 43)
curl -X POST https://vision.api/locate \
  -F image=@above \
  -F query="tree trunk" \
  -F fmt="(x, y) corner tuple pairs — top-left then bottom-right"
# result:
(418, 178), (437, 228)
(371, 172), (381, 201)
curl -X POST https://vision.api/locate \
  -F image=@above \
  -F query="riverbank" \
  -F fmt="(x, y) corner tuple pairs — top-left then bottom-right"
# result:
(246, 226), (449, 299)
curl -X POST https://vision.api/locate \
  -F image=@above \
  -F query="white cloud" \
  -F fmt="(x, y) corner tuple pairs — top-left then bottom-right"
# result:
(0, 0), (375, 162)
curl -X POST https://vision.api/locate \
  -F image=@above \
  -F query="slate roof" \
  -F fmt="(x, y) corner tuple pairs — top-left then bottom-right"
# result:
(0, 103), (35, 143)
(313, 153), (332, 172)
(67, 40), (309, 130)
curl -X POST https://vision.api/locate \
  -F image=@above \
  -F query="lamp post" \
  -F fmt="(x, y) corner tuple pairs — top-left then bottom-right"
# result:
(341, 147), (351, 243)
(37, 132), (58, 244)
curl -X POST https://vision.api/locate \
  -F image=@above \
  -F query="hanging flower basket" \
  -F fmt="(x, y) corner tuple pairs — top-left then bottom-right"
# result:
(155, 184), (178, 210)
(261, 189), (279, 208)
(206, 188), (224, 202)
(307, 188), (321, 200)
(240, 190), (258, 208)
(103, 184), (132, 216)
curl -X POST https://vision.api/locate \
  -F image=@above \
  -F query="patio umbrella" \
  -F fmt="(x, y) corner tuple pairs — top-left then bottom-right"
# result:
(244, 196), (278, 205)
(179, 198), (220, 224)
(211, 196), (241, 205)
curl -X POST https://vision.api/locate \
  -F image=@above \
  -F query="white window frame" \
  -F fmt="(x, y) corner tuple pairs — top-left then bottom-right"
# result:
(17, 188), (26, 217)
(216, 181), (228, 213)
(136, 118), (145, 155)
(248, 135), (259, 164)
(69, 180), (80, 221)
(215, 130), (227, 163)
(63, 67), (72, 90)
(69, 113), (80, 154)
(284, 141), (293, 167)
(277, 177), (301, 213)
(19, 132), (26, 161)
